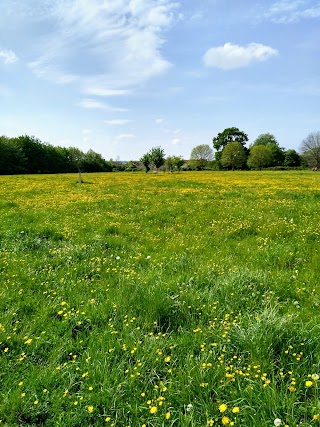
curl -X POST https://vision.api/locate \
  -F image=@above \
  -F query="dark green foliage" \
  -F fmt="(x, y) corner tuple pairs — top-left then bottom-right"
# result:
(0, 134), (112, 175)
(212, 127), (248, 153)
(140, 153), (151, 172)
(0, 135), (26, 174)
(284, 149), (301, 167)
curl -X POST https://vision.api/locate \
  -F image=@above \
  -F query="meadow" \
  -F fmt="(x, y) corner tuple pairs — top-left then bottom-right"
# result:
(0, 170), (319, 427)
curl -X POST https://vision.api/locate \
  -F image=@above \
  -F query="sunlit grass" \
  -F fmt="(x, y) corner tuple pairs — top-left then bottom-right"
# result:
(0, 171), (320, 426)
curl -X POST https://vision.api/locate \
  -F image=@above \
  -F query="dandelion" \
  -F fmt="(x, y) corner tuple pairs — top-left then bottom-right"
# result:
(150, 406), (157, 414)
(105, 417), (111, 422)
(165, 412), (171, 420)
(222, 416), (230, 425)
(312, 374), (319, 381)
(164, 356), (171, 363)
(208, 419), (214, 426)
(232, 406), (240, 413)
(313, 414), (320, 420)
(34, 400), (38, 405)
(219, 403), (227, 413)
(274, 419), (282, 426)
(87, 405), (94, 413)
(18, 381), (23, 386)
(305, 380), (313, 387)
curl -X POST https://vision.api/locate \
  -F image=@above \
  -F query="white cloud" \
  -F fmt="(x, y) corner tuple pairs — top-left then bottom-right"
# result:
(171, 137), (180, 145)
(83, 87), (131, 97)
(29, 60), (78, 84)
(78, 98), (129, 112)
(155, 118), (164, 124)
(104, 119), (132, 125)
(203, 42), (278, 70)
(25, 0), (178, 92)
(264, 0), (320, 23)
(0, 49), (18, 64)
(78, 99), (108, 110)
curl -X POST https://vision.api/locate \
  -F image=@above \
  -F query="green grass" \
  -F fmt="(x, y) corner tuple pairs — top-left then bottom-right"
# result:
(0, 171), (320, 426)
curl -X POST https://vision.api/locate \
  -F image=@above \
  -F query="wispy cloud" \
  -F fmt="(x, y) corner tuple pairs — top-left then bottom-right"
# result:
(78, 99), (108, 110)
(203, 42), (278, 70)
(0, 48), (18, 64)
(78, 98), (128, 112)
(264, 0), (320, 23)
(23, 0), (179, 93)
(83, 87), (131, 97)
(104, 119), (132, 126)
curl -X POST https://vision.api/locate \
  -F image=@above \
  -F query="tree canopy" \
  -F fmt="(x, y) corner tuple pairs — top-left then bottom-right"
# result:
(149, 147), (165, 170)
(247, 145), (273, 170)
(213, 127), (248, 153)
(221, 142), (247, 170)
(251, 133), (279, 147)
(0, 134), (112, 175)
(250, 133), (285, 166)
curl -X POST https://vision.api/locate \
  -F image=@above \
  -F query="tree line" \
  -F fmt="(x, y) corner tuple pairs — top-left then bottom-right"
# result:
(0, 135), (113, 175)
(139, 128), (320, 172)
(1, 129), (319, 175)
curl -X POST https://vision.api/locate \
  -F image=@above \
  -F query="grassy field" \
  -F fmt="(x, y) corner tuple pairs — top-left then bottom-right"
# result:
(0, 171), (320, 427)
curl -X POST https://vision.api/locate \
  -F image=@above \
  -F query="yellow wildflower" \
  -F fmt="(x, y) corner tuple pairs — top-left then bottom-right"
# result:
(219, 403), (227, 413)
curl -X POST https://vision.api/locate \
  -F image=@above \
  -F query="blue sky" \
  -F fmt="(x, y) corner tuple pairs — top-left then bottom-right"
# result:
(1, 0), (319, 160)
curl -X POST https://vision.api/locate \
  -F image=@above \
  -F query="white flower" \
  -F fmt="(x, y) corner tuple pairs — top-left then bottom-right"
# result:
(115, 256), (120, 260)
(146, 256), (151, 260)
(274, 418), (282, 426)
(186, 403), (193, 412)
(312, 373), (319, 381)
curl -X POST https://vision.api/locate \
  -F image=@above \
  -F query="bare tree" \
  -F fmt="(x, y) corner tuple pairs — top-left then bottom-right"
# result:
(301, 132), (320, 169)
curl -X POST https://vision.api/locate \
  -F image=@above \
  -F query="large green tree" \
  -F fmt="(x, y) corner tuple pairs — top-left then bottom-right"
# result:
(247, 145), (273, 170)
(149, 147), (165, 171)
(0, 136), (26, 174)
(221, 141), (247, 170)
(300, 131), (320, 169)
(284, 149), (301, 167)
(212, 127), (248, 161)
(140, 153), (151, 173)
(251, 133), (285, 166)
